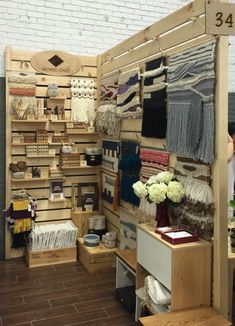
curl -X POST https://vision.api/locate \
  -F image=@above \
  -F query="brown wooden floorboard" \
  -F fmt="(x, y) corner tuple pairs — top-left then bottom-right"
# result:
(0, 258), (135, 326)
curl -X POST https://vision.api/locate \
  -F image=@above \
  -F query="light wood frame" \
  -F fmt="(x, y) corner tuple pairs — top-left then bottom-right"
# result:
(97, 0), (228, 317)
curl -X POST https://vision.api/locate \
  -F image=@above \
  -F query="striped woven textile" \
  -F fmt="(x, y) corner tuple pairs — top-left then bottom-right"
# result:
(100, 71), (118, 105)
(117, 68), (142, 118)
(140, 148), (169, 182)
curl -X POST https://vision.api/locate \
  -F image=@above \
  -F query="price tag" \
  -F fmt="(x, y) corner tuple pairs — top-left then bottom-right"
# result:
(206, 2), (235, 35)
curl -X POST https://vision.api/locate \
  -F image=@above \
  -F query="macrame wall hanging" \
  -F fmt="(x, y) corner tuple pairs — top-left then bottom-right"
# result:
(171, 156), (214, 240)
(141, 57), (167, 138)
(70, 78), (95, 124)
(166, 40), (216, 164)
(117, 67), (142, 118)
(9, 73), (37, 119)
(140, 148), (169, 182)
(96, 71), (120, 136)
(119, 140), (141, 206)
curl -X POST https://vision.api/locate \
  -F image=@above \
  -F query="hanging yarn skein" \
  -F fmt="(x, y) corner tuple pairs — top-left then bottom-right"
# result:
(70, 78), (95, 124)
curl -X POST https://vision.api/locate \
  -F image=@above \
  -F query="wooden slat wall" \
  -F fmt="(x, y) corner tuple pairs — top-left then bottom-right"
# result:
(5, 47), (99, 259)
(98, 0), (228, 317)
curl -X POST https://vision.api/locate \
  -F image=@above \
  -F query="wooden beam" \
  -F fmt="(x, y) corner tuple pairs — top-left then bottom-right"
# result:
(212, 36), (229, 317)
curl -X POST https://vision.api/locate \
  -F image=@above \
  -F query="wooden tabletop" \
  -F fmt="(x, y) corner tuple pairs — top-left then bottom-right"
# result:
(115, 248), (137, 272)
(139, 307), (232, 326)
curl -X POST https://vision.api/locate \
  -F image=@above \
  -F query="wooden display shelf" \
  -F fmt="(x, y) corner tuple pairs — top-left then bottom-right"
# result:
(26, 154), (55, 158)
(115, 248), (137, 272)
(11, 177), (48, 182)
(12, 119), (48, 123)
(61, 166), (101, 170)
(48, 198), (68, 203)
(50, 120), (71, 123)
(25, 246), (77, 268)
(11, 143), (48, 146)
(66, 132), (99, 135)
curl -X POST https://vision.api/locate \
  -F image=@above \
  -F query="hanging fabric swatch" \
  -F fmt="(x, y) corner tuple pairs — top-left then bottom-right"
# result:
(166, 40), (216, 164)
(140, 148), (169, 182)
(70, 78), (95, 124)
(9, 73), (37, 119)
(119, 140), (141, 206)
(117, 67), (142, 118)
(141, 58), (167, 138)
(102, 139), (120, 173)
(96, 71), (120, 136)
(120, 208), (137, 249)
(171, 156), (214, 240)
(102, 170), (119, 211)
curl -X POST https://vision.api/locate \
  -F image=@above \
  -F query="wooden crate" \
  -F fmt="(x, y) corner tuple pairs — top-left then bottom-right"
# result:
(77, 238), (116, 273)
(25, 246), (77, 268)
(60, 153), (80, 168)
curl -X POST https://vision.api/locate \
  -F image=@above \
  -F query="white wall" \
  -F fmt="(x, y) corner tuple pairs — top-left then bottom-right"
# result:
(0, 0), (235, 90)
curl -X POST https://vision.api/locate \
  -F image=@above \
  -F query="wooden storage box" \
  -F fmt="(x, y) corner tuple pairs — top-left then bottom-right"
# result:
(25, 246), (77, 268)
(60, 152), (80, 168)
(77, 238), (116, 273)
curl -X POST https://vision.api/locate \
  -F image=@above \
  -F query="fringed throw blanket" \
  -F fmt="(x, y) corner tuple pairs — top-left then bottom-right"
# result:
(9, 73), (37, 119)
(140, 148), (169, 182)
(166, 40), (216, 164)
(70, 78), (95, 124)
(171, 156), (214, 240)
(119, 140), (141, 206)
(141, 58), (167, 138)
(117, 68), (142, 118)
(96, 71), (120, 136)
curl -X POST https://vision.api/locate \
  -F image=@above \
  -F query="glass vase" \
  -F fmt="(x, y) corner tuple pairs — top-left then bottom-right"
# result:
(156, 201), (171, 227)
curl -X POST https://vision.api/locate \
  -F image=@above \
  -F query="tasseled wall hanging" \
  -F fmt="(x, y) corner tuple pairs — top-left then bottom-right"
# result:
(4, 191), (37, 248)
(120, 208), (137, 249)
(141, 58), (167, 138)
(96, 71), (120, 136)
(119, 140), (141, 206)
(70, 78), (95, 124)
(171, 156), (214, 240)
(117, 68), (142, 118)
(166, 40), (216, 164)
(140, 148), (169, 182)
(9, 73), (37, 119)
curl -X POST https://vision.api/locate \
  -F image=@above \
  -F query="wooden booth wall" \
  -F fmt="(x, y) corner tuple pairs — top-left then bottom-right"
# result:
(97, 0), (228, 316)
(5, 47), (99, 259)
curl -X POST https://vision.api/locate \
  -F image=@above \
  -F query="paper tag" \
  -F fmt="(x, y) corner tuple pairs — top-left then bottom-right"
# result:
(28, 205), (31, 212)
(80, 160), (87, 167)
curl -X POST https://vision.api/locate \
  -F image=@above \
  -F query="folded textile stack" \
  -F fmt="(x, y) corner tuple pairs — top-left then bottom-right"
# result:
(28, 221), (78, 252)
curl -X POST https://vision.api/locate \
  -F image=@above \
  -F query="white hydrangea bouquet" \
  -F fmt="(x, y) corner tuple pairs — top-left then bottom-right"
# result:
(132, 171), (185, 225)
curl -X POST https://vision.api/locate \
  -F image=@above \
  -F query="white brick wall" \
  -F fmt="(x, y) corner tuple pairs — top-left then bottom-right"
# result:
(0, 0), (235, 90)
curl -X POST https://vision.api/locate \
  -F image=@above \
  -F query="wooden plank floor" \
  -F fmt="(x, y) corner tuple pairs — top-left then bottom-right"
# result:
(0, 258), (135, 326)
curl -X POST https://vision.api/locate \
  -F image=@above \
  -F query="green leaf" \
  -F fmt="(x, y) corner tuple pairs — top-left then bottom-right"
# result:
(229, 200), (235, 209)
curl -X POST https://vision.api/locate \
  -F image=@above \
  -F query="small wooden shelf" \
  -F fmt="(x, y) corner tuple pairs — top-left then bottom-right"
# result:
(26, 155), (55, 158)
(49, 96), (66, 100)
(66, 132), (99, 135)
(11, 143), (48, 146)
(48, 198), (68, 203)
(12, 120), (48, 123)
(50, 120), (70, 123)
(11, 178), (48, 182)
(61, 166), (101, 170)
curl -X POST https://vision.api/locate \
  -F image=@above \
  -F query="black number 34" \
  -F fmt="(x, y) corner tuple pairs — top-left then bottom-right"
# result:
(216, 12), (233, 28)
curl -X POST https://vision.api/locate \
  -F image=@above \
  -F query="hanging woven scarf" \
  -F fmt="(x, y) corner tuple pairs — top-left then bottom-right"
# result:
(102, 170), (119, 211)
(117, 68), (142, 118)
(141, 58), (167, 138)
(70, 78), (95, 124)
(166, 40), (216, 164)
(171, 156), (214, 240)
(119, 140), (141, 206)
(140, 148), (169, 182)
(96, 71), (120, 136)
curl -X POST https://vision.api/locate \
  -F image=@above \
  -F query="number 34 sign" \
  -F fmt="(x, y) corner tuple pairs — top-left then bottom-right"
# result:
(206, 2), (235, 35)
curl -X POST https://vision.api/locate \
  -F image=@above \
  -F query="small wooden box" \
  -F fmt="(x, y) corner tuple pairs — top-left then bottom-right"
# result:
(25, 247), (77, 268)
(77, 238), (116, 273)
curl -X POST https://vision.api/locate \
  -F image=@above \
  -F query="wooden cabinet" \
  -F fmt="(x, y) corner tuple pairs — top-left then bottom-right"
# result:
(137, 224), (211, 312)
